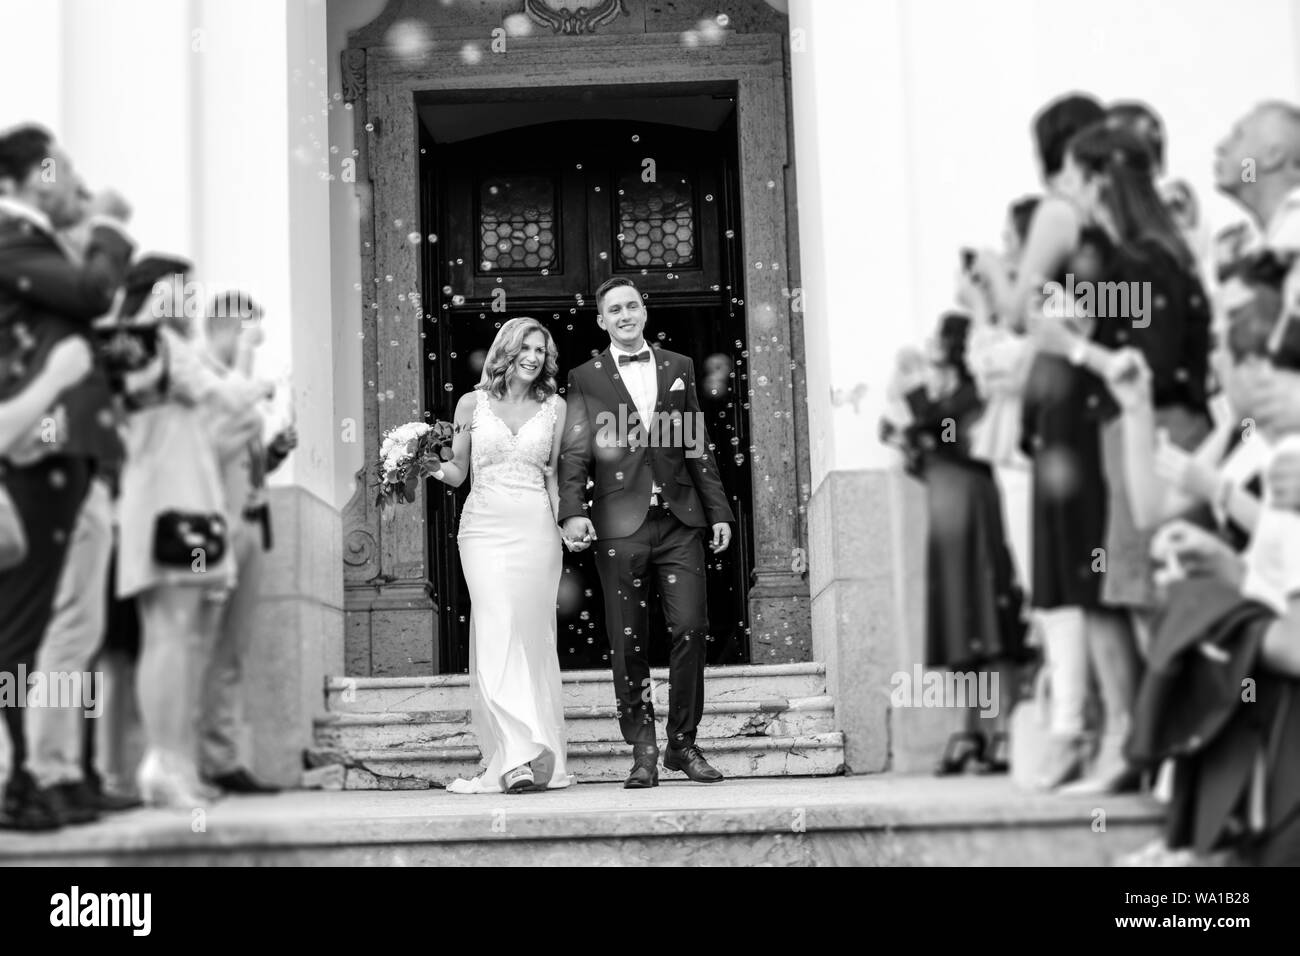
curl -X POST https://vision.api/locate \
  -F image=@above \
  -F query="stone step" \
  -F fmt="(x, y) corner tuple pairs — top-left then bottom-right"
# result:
(309, 732), (846, 789)
(324, 662), (827, 713)
(0, 776), (1165, 866)
(314, 696), (836, 750)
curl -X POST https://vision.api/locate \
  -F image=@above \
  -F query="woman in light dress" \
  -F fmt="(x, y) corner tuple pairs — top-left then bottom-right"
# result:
(115, 274), (268, 807)
(431, 317), (575, 794)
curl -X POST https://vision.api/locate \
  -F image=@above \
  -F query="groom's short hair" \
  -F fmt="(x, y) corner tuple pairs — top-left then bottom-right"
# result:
(594, 276), (641, 312)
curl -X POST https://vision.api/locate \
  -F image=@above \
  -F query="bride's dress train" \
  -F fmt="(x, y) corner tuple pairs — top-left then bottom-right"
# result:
(448, 389), (574, 794)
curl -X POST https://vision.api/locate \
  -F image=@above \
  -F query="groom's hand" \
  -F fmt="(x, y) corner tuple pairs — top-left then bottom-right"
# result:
(562, 516), (596, 552)
(709, 522), (731, 554)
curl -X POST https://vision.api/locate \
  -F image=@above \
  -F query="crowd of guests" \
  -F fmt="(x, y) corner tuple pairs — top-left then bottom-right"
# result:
(884, 93), (1300, 864)
(0, 124), (297, 831)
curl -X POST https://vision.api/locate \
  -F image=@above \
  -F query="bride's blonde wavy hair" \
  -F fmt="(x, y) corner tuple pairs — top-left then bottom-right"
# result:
(476, 316), (559, 401)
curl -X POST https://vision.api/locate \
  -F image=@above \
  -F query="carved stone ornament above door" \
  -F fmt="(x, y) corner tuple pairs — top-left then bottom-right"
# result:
(524, 0), (628, 34)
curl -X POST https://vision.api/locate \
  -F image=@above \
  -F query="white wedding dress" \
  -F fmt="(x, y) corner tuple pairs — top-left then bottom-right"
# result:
(447, 389), (574, 793)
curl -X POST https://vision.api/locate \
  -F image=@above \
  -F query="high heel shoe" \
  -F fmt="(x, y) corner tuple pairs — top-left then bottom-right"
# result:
(137, 751), (209, 809)
(974, 731), (1011, 774)
(1057, 729), (1140, 795)
(934, 731), (986, 776)
(1035, 732), (1091, 790)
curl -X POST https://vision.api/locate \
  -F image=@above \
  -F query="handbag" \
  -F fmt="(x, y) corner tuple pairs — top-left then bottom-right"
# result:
(0, 484), (26, 572)
(152, 510), (227, 568)
(1009, 665), (1054, 791)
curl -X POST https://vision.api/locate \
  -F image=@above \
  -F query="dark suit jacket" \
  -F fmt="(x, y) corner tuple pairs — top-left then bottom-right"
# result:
(1125, 577), (1289, 855)
(0, 212), (133, 466)
(558, 345), (735, 539)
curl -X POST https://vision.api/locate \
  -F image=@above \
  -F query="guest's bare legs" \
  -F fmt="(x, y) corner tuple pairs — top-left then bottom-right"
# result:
(135, 585), (222, 805)
(1060, 608), (1141, 794)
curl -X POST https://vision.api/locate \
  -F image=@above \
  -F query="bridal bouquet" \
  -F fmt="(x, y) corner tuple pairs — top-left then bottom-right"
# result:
(375, 419), (455, 507)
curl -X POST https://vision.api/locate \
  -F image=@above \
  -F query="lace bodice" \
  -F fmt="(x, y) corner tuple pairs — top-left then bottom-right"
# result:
(463, 389), (559, 509)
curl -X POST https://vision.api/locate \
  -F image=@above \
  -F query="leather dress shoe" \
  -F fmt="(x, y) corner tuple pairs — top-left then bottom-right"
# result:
(0, 771), (63, 831)
(48, 781), (102, 825)
(624, 743), (659, 789)
(210, 767), (281, 794)
(663, 744), (724, 783)
(82, 773), (144, 811)
(93, 789), (144, 812)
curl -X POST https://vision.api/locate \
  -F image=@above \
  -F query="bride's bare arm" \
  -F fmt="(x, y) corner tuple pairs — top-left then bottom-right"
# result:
(432, 392), (476, 489)
(546, 397), (567, 522)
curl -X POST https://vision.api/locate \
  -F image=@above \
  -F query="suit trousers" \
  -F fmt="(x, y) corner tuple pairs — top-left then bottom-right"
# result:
(0, 456), (91, 784)
(593, 503), (710, 748)
(199, 517), (263, 776)
(25, 477), (114, 786)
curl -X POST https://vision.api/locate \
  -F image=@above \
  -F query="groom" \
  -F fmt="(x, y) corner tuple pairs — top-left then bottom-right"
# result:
(559, 277), (735, 788)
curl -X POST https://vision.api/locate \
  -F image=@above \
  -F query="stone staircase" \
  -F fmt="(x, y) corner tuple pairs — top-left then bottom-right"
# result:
(309, 663), (846, 788)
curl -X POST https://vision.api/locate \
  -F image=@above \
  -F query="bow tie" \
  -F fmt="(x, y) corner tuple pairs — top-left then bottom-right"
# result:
(617, 350), (651, 366)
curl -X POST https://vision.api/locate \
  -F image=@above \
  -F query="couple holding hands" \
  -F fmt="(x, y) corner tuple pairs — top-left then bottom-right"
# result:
(433, 277), (735, 794)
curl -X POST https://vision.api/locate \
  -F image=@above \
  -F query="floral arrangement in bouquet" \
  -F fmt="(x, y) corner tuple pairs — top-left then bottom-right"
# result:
(376, 419), (455, 507)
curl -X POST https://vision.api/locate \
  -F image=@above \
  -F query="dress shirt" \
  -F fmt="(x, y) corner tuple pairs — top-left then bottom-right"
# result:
(609, 340), (661, 502)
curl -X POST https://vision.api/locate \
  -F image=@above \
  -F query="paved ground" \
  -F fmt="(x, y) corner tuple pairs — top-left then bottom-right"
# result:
(0, 774), (1162, 862)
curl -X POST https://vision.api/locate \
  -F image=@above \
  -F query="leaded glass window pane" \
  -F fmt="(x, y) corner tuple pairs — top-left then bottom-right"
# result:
(479, 175), (557, 272)
(617, 171), (696, 268)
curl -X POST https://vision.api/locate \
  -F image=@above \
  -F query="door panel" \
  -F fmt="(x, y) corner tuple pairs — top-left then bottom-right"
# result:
(421, 112), (751, 673)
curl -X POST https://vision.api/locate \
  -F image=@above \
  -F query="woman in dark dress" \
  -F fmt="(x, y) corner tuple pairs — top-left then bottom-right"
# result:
(1030, 123), (1213, 793)
(884, 313), (1026, 772)
(972, 93), (1114, 789)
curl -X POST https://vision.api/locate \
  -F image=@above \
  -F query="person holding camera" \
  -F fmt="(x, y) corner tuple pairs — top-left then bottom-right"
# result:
(196, 291), (296, 794)
(113, 269), (270, 808)
(0, 125), (134, 831)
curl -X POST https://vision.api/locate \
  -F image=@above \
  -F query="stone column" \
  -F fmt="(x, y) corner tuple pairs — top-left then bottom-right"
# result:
(736, 70), (812, 663)
(339, 46), (437, 677)
(188, 0), (343, 783)
(789, 0), (927, 772)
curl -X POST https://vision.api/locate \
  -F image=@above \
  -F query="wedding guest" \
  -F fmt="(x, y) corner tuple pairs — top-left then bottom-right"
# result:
(1025, 121), (1213, 792)
(24, 297), (137, 821)
(1215, 101), (1300, 338)
(0, 338), (92, 455)
(22, 443), (120, 823)
(197, 291), (295, 793)
(0, 125), (133, 831)
(972, 92), (1110, 789)
(91, 552), (144, 803)
(114, 269), (268, 807)
(884, 313), (1025, 774)
(959, 196), (1039, 591)
(1117, 279), (1279, 539)
(1112, 281), (1300, 864)
(1107, 99), (1213, 284)
(1106, 100), (1166, 176)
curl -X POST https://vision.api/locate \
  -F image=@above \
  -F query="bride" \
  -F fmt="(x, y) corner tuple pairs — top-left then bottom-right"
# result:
(430, 316), (575, 794)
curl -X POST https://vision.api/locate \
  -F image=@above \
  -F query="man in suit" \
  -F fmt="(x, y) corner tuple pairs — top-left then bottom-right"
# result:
(198, 291), (296, 793)
(558, 277), (735, 788)
(0, 125), (133, 830)
(1214, 105), (1300, 530)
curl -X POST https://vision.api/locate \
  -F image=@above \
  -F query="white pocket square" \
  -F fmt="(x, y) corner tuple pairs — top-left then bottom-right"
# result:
(669, 377), (686, 391)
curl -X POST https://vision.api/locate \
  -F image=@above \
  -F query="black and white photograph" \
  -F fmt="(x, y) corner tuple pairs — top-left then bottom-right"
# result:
(1, 0), (1299, 904)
